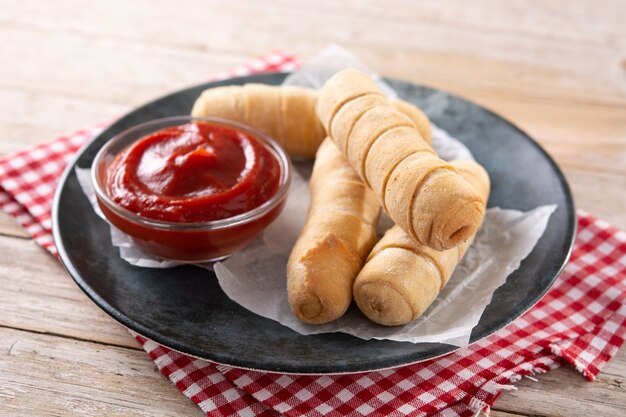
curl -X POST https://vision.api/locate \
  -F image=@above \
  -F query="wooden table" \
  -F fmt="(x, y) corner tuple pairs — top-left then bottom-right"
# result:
(1, 1), (624, 415)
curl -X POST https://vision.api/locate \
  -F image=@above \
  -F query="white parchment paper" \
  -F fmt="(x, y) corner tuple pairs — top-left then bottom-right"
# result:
(215, 204), (555, 346)
(77, 45), (557, 346)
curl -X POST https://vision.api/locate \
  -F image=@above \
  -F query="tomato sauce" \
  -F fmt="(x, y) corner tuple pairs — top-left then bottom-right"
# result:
(106, 122), (281, 223)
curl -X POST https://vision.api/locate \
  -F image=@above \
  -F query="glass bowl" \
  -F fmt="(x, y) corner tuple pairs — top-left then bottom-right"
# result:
(91, 116), (291, 262)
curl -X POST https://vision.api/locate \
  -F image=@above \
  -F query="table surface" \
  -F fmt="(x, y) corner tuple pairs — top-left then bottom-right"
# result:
(1, 1), (625, 416)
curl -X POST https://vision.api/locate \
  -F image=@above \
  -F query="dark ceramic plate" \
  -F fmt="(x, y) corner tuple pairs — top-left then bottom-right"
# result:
(53, 73), (575, 374)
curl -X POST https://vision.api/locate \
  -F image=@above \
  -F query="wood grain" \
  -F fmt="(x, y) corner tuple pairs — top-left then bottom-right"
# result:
(0, 0), (625, 415)
(0, 27), (247, 104)
(1, 0), (625, 105)
(0, 88), (126, 154)
(2, 0), (623, 176)
(0, 211), (30, 238)
(495, 348), (626, 416)
(0, 326), (204, 417)
(0, 234), (137, 348)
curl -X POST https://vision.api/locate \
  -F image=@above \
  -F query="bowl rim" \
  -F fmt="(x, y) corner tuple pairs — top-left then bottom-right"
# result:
(91, 115), (292, 231)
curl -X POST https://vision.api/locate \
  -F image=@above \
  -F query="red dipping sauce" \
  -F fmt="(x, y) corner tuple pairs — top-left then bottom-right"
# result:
(106, 122), (281, 223)
(93, 117), (290, 262)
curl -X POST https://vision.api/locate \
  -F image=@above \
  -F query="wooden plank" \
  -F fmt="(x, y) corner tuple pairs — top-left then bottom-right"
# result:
(562, 167), (626, 229)
(1, 325), (622, 417)
(5, 0), (625, 48)
(494, 348), (626, 417)
(0, 27), (251, 104)
(0, 2), (624, 106)
(0, 88), (124, 130)
(303, 0), (626, 48)
(0, 88), (125, 154)
(464, 91), (626, 177)
(0, 211), (30, 238)
(490, 412), (532, 417)
(0, 326), (204, 416)
(0, 234), (137, 348)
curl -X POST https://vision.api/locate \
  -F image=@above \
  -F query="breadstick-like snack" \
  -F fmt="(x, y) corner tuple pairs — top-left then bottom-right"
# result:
(287, 138), (380, 324)
(317, 69), (484, 251)
(191, 84), (432, 158)
(353, 159), (490, 326)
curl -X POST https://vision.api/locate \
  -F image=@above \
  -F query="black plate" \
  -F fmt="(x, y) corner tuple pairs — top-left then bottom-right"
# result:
(53, 73), (576, 374)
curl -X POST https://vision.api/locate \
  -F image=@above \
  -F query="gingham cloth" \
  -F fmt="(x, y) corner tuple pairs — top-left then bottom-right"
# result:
(1, 52), (625, 417)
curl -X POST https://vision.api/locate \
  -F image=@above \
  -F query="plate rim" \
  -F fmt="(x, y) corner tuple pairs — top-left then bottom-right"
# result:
(52, 72), (577, 374)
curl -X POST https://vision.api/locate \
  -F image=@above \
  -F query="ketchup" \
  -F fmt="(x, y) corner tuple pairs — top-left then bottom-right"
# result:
(106, 122), (281, 223)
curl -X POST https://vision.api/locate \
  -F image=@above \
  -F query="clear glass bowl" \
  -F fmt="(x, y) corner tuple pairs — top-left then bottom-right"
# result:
(92, 116), (291, 262)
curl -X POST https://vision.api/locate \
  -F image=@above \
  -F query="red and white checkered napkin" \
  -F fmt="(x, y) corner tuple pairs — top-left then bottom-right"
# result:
(1, 52), (625, 417)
